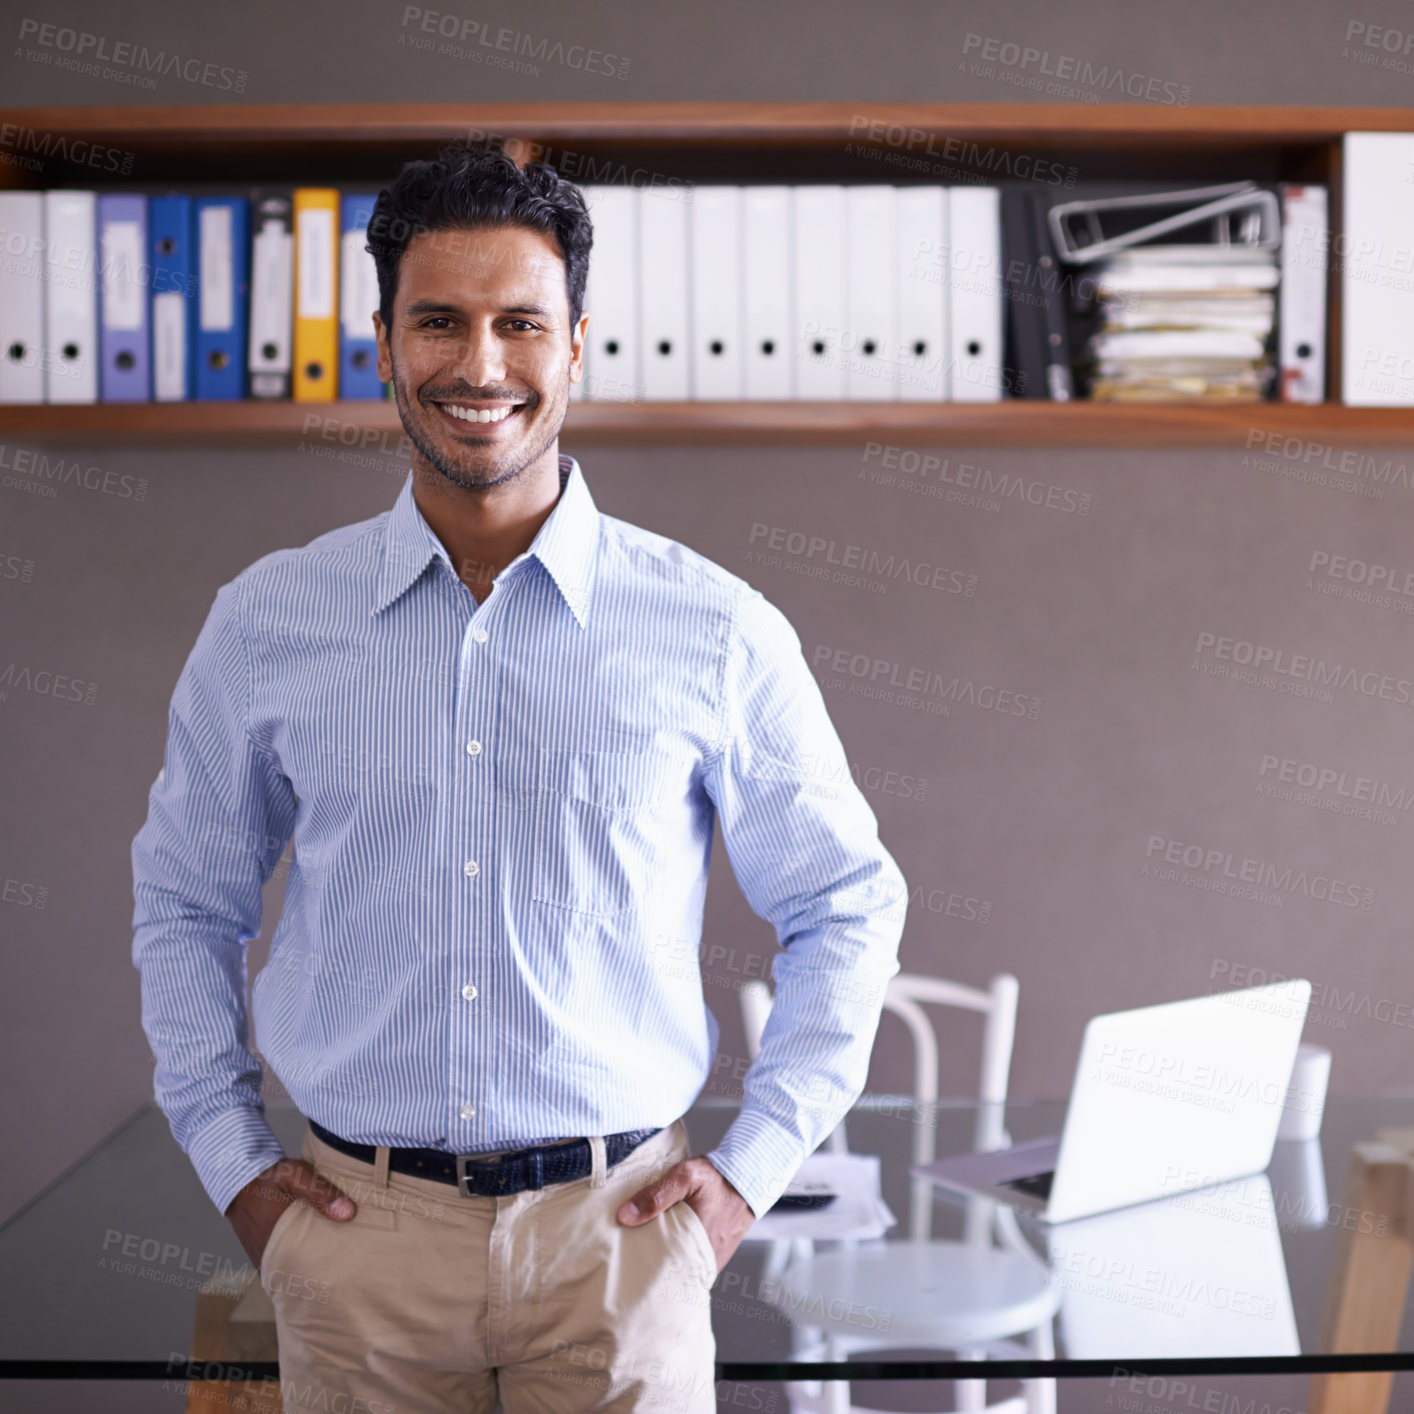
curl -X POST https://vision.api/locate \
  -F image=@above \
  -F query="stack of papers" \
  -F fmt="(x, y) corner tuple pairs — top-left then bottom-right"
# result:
(1086, 245), (1279, 402)
(744, 1152), (897, 1243)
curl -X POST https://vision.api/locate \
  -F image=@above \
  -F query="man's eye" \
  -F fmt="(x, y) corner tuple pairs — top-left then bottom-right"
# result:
(507, 319), (538, 331)
(421, 317), (453, 330)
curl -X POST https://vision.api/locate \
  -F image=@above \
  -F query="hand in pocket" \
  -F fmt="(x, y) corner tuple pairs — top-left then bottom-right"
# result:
(226, 1156), (358, 1271)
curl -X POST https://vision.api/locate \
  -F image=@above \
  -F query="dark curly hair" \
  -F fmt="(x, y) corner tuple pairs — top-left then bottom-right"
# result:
(365, 140), (593, 335)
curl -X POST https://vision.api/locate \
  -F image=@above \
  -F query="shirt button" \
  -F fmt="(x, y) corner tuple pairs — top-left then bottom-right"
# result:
(466, 740), (482, 757)
(462, 982), (479, 1001)
(463, 860), (479, 878)
(472, 628), (489, 644)
(460, 1103), (476, 1121)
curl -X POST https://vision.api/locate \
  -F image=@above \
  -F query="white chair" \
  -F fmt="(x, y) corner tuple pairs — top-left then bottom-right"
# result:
(739, 972), (1058, 1414)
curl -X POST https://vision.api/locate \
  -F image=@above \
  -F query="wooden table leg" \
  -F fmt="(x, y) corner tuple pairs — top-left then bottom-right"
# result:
(1309, 1139), (1414, 1414)
(185, 1270), (283, 1414)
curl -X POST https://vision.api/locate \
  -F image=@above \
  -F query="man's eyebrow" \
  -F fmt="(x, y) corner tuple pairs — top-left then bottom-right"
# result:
(402, 298), (557, 318)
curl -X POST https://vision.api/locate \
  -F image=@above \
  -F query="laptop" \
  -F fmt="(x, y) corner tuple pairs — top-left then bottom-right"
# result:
(914, 980), (1312, 1224)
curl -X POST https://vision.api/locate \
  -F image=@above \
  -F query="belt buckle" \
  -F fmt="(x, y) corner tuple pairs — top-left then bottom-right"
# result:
(455, 1152), (491, 1199)
(454, 1140), (578, 1197)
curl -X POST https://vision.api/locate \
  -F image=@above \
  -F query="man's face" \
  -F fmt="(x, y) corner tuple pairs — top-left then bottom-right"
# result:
(374, 223), (587, 492)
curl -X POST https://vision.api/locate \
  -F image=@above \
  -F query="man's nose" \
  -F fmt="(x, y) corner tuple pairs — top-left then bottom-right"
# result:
(450, 326), (510, 389)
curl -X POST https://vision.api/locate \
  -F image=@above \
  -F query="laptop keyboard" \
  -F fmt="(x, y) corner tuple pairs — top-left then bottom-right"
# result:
(1001, 1170), (1055, 1200)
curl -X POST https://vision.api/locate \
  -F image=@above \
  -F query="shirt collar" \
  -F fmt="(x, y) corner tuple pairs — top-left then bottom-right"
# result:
(372, 453), (598, 628)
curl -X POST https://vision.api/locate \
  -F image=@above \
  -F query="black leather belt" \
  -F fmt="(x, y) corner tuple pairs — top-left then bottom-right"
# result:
(308, 1118), (662, 1198)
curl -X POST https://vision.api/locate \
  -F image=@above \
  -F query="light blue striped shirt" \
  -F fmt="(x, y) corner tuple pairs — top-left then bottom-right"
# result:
(132, 455), (906, 1218)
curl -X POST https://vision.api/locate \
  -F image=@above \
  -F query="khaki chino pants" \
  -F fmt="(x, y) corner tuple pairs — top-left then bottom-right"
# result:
(258, 1118), (718, 1413)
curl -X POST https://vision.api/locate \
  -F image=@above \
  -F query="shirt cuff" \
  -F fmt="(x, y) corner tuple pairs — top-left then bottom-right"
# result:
(704, 1108), (813, 1219)
(186, 1106), (289, 1216)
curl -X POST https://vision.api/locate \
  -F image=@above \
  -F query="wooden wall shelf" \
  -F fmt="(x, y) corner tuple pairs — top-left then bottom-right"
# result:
(2, 400), (1411, 449)
(5, 102), (1414, 148)
(3, 102), (1413, 446)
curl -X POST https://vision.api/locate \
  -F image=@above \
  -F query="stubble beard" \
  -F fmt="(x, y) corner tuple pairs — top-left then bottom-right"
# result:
(393, 359), (565, 494)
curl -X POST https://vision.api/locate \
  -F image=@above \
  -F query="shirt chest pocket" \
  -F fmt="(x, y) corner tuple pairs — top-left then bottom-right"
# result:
(533, 746), (685, 917)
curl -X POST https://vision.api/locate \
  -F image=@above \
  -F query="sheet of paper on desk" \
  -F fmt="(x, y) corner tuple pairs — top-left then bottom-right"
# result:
(745, 1153), (898, 1242)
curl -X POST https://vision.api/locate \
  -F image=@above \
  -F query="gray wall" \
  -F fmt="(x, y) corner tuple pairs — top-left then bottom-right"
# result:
(7, 0), (1414, 1241)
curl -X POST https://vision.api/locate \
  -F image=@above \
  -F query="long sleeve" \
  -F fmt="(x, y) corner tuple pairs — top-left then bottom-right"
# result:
(131, 576), (297, 1215)
(701, 585), (907, 1217)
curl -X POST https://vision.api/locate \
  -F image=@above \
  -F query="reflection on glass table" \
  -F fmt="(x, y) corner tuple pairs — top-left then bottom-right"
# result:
(6, 1096), (1414, 1413)
(1042, 1171), (1300, 1358)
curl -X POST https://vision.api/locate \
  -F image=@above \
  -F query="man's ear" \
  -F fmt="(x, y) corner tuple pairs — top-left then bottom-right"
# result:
(374, 311), (392, 384)
(569, 311), (589, 385)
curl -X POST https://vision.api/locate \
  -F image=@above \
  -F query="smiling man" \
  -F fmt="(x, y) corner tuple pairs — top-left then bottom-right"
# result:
(132, 141), (906, 1413)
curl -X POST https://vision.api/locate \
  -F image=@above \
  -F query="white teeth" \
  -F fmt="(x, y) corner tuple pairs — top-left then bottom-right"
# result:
(439, 403), (516, 423)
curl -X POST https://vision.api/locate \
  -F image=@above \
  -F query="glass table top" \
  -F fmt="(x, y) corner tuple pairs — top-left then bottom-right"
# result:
(4, 1094), (1414, 1384)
